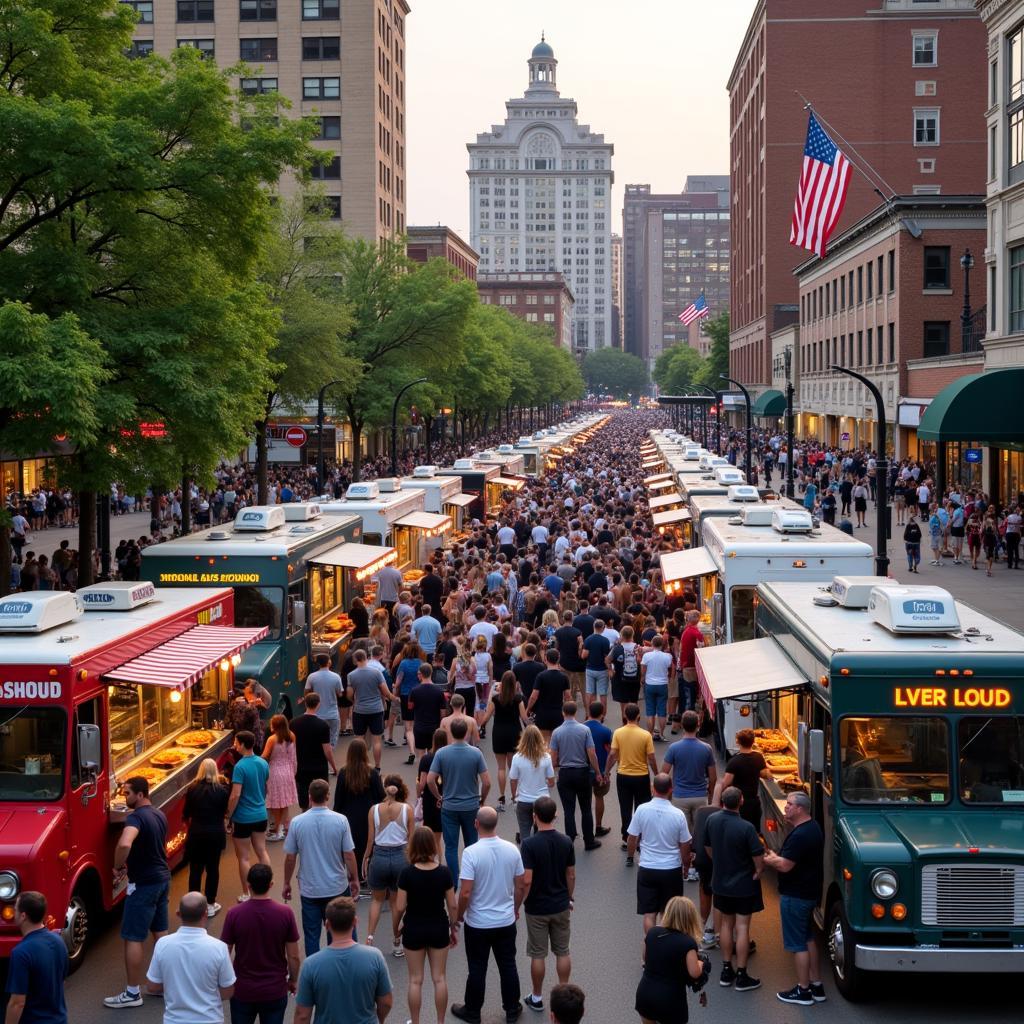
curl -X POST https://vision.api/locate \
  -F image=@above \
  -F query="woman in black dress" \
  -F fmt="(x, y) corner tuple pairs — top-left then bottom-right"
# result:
(491, 632), (513, 681)
(721, 728), (771, 833)
(333, 738), (385, 890)
(479, 671), (527, 813)
(349, 596), (370, 638)
(416, 729), (448, 858)
(635, 896), (707, 1024)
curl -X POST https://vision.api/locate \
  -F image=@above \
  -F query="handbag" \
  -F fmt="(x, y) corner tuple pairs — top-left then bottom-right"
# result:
(414, 796), (424, 823)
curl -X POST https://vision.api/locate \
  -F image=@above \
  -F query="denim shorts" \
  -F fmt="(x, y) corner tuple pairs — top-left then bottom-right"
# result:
(121, 880), (170, 942)
(780, 895), (817, 952)
(585, 669), (609, 696)
(368, 845), (408, 892)
(644, 685), (668, 719)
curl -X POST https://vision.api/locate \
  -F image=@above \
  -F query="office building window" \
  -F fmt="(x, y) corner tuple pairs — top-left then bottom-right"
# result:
(866, 262), (873, 299)
(923, 321), (949, 358)
(888, 250), (895, 291)
(177, 0), (213, 20)
(888, 322), (896, 362)
(240, 77), (277, 94)
(912, 32), (937, 67)
(302, 0), (338, 18)
(923, 246), (950, 289)
(866, 326), (873, 364)
(308, 195), (341, 219)
(303, 36), (340, 59)
(914, 108), (939, 145)
(310, 155), (340, 179)
(240, 38), (277, 60)
(127, 39), (153, 57)
(122, 0), (153, 22)
(1010, 245), (1024, 332)
(314, 115), (340, 139)
(1011, 107), (1024, 183)
(240, 0), (276, 18)
(303, 76), (340, 99)
(857, 266), (863, 303)
(178, 38), (215, 58)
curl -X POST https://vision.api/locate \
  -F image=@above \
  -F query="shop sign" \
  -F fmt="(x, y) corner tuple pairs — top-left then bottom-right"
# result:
(196, 603), (225, 625)
(1, 680), (62, 700)
(158, 572), (261, 584)
(893, 687), (1011, 708)
(964, 448), (983, 464)
(841, 432), (850, 441)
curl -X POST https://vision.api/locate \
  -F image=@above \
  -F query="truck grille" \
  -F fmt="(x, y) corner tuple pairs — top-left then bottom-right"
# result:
(921, 864), (1024, 927)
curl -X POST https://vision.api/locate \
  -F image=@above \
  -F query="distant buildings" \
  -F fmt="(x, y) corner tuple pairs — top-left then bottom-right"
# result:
(477, 272), (575, 351)
(611, 233), (623, 349)
(406, 226), (479, 280)
(467, 37), (614, 353)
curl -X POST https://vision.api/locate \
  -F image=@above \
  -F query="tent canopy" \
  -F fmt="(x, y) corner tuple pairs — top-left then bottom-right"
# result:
(917, 369), (1024, 443)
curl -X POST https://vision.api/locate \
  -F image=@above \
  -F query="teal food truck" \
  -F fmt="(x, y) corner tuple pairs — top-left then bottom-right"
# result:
(141, 504), (390, 717)
(696, 577), (1024, 999)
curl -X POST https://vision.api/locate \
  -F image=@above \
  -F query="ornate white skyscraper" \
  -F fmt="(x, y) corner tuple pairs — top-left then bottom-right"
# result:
(467, 37), (614, 352)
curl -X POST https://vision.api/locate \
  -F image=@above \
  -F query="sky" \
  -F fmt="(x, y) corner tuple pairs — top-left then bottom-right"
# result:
(405, 0), (757, 239)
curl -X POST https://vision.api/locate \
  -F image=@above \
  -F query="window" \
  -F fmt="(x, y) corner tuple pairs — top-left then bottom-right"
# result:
(544, 313), (555, 323)
(857, 330), (863, 364)
(314, 115), (340, 139)
(310, 156), (340, 179)
(866, 327), (873, 364)
(877, 255), (884, 295)
(303, 77), (340, 99)
(923, 321), (949, 358)
(866, 261), (873, 299)
(543, 294), (555, 305)
(127, 39), (153, 57)
(923, 246), (950, 289)
(1011, 107), (1024, 182)
(0, 707), (66, 802)
(178, 38), (215, 58)
(235, 587), (284, 638)
(303, 36), (340, 59)
(888, 250), (895, 292)
(525, 295), (538, 305)
(122, 0), (153, 22)
(912, 32), (937, 67)
(302, 0), (338, 18)
(959, 716), (1024, 803)
(240, 0), (275, 18)
(308, 195), (341, 219)
(1010, 245), (1024, 332)
(240, 77), (277, 94)
(888, 322), (895, 362)
(240, 37), (277, 60)
(1011, 24), (1024, 103)
(177, 0), (213, 20)
(840, 716), (949, 804)
(914, 108), (939, 145)
(857, 266), (863, 303)
(840, 276), (846, 307)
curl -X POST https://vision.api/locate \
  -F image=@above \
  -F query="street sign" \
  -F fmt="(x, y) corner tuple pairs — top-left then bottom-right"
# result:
(284, 426), (307, 448)
(841, 432), (850, 442)
(964, 448), (983, 464)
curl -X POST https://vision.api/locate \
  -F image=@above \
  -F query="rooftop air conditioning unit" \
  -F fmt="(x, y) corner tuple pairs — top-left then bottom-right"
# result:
(79, 581), (157, 612)
(727, 485), (759, 502)
(234, 506), (286, 532)
(0, 592), (82, 633)
(346, 482), (380, 500)
(375, 477), (402, 493)
(869, 585), (961, 634)
(282, 502), (321, 521)
(516, 437), (533, 446)
(772, 508), (814, 534)
(740, 506), (776, 527)
(714, 467), (746, 485)
(497, 445), (515, 454)
(412, 465), (437, 478)
(454, 459), (475, 470)
(829, 575), (901, 609)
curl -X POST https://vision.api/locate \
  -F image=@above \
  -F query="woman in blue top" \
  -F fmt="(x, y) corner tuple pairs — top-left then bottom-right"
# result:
(928, 504), (944, 565)
(394, 642), (426, 763)
(802, 481), (817, 512)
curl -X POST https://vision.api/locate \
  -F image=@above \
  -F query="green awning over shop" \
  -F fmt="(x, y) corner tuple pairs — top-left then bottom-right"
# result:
(751, 389), (786, 417)
(916, 369), (1024, 443)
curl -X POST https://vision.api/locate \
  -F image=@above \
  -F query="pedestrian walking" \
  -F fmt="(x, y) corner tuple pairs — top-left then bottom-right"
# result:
(640, 636), (674, 740)
(304, 653), (345, 750)
(581, 617), (611, 712)
(705, 786), (765, 992)
(1005, 505), (1022, 569)
(417, 729), (448, 858)
(852, 479), (869, 528)
(549, 701), (604, 851)
(626, 774), (692, 936)
(509, 724), (556, 844)
(283, 778), (360, 957)
(290, 692), (337, 811)
(408, 661), (449, 759)
(261, 714), (298, 841)
(764, 793), (827, 1006)
(293, 897), (393, 1024)
(220, 864), (301, 1024)
(333, 738), (385, 892)
(903, 515), (922, 573)
(442, 693), (481, 745)
(227, 730), (272, 899)
(521, 796), (576, 1014)
(183, 758), (230, 919)
(5, 891), (68, 1024)
(451, 806), (527, 1023)
(394, 640), (427, 759)
(527, 649), (571, 742)
(346, 648), (393, 769)
(661, 711), (716, 879)
(394, 825), (458, 1024)
(104, 776), (170, 1009)
(145, 892), (236, 1023)
(606, 703), (657, 862)
(480, 670), (528, 811)
(609, 625), (642, 722)
(583, 702), (613, 837)
(364, 775), (414, 958)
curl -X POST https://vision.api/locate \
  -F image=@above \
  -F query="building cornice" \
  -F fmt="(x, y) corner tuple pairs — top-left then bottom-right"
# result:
(976, 0), (1018, 25)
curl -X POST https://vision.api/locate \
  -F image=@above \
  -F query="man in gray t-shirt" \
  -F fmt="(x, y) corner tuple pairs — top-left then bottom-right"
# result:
(549, 702), (603, 849)
(305, 654), (345, 748)
(344, 650), (392, 769)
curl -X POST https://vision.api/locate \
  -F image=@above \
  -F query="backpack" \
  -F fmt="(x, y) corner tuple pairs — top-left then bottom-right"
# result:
(621, 642), (639, 678)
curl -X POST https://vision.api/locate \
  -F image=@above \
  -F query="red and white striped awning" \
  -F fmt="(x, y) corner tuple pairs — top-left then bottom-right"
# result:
(104, 625), (269, 691)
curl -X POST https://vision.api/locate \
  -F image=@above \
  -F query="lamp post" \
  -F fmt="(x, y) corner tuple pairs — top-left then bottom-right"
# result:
(830, 364), (889, 578)
(693, 385), (719, 454)
(391, 377), (428, 478)
(784, 347), (795, 500)
(316, 379), (345, 495)
(720, 375), (753, 484)
(960, 248), (975, 352)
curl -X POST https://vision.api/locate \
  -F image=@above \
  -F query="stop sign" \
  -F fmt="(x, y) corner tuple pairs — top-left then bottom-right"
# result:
(284, 426), (307, 448)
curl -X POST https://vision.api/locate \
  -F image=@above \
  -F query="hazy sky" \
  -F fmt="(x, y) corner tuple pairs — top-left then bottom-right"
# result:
(405, 0), (757, 240)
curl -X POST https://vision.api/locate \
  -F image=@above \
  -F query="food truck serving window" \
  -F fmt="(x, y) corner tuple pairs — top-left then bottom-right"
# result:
(730, 586), (757, 642)
(235, 586), (283, 639)
(959, 716), (1024, 804)
(309, 564), (342, 626)
(840, 716), (949, 805)
(0, 707), (66, 801)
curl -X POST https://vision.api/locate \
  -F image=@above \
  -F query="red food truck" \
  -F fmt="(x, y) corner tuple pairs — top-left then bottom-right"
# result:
(0, 582), (267, 968)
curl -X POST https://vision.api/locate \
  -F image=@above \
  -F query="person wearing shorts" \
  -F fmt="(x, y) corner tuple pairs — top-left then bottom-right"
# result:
(640, 637), (673, 740)
(227, 731), (271, 898)
(582, 619), (611, 712)
(346, 650), (393, 770)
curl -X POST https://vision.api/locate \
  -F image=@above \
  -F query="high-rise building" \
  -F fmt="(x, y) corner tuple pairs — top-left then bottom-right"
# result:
(467, 37), (614, 353)
(622, 181), (730, 368)
(129, 0), (408, 243)
(611, 233), (624, 349)
(727, 0), (985, 396)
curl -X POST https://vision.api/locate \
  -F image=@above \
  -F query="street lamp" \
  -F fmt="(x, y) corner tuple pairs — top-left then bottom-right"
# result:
(783, 347), (795, 500)
(720, 375), (753, 485)
(692, 385), (720, 454)
(316, 379), (345, 495)
(391, 377), (428, 478)
(830, 364), (889, 578)
(960, 248), (975, 352)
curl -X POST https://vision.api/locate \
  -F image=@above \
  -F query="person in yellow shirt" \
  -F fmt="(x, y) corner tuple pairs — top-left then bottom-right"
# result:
(605, 704), (658, 864)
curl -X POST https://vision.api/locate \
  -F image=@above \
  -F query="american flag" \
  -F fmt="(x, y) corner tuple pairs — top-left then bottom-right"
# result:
(790, 112), (852, 259)
(678, 292), (709, 325)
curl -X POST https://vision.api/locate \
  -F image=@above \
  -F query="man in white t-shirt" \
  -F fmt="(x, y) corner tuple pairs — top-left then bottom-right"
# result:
(452, 806), (526, 1023)
(640, 637), (675, 739)
(626, 774), (693, 935)
(467, 606), (500, 651)
(496, 523), (517, 558)
(916, 481), (930, 518)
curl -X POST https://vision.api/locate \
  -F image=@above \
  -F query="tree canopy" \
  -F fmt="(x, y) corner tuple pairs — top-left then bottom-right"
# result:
(653, 343), (705, 395)
(581, 348), (649, 399)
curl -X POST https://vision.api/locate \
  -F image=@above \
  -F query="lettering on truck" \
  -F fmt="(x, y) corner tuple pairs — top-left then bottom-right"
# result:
(893, 687), (1012, 708)
(1, 681), (62, 700)
(158, 573), (261, 584)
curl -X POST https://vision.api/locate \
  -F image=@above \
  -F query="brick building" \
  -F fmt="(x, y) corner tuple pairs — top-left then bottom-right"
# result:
(406, 226), (479, 280)
(477, 271), (575, 351)
(727, 0), (986, 399)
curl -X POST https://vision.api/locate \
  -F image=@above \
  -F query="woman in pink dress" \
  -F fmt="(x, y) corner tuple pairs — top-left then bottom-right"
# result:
(261, 714), (298, 841)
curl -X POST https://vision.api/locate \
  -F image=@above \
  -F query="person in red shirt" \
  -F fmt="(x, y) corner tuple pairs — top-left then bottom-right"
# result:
(678, 610), (704, 715)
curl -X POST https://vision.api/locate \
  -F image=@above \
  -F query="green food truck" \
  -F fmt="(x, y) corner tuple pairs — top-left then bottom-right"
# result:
(695, 576), (1024, 999)
(141, 503), (390, 718)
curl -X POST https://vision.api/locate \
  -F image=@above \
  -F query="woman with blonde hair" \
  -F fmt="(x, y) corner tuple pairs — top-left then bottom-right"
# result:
(364, 774), (415, 958)
(539, 608), (559, 648)
(260, 713), (297, 840)
(182, 758), (229, 917)
(448, 637), (477, 711)
(508, 724), (554, 843)
(635, 895), (708, 1024)
(471, 633), (493, 733)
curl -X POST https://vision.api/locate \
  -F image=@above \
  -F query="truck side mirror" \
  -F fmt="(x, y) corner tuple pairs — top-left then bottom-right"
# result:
(710, 592), (724, 636)
(77, 724), (101, 774)
(809, 729), (825, 774)
(293, 600), (306, 631)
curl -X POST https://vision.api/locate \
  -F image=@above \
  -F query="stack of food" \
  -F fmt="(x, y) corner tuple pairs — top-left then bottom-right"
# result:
(177, 729), (216, 748)
(765, 752), (799, 774)
(127, 766), (167, 786)
(778, 774), (808, 794)
(402, 568), (425, 585)
(752, 728), (790, 753)
(150, 747), (194, 768)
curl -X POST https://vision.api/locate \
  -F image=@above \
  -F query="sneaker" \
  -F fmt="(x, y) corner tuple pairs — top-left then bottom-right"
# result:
(450, 1005), (482, 1024)
(103, 990), (143, 1009)
(620, 841), (628, 852)
(236, 893), (250, 903)
(686, 868), (699, 882)
(777, 985), (814, 1006)
(735, 970), (761, 992)
(392, 939), (404, 958)
(700, 932), (719, 950)
(358, 890), (372, 900)
(405, 754), (415, 765)
(625, 855), (634, 867)
(207, 902), (222, 919)
(583, 840), (602, 851)
(524, 994), (545, 1013)
(506, 1006), (523, 1022)
(719, 964), (736, 987)
(498, 797), (507, 811)
(652, 732), (663, 742)
(595, 826), (611, 837)
(266, 828), (285, 842)
(809, 982), (827, 1003)
(384, 738), (398, 747)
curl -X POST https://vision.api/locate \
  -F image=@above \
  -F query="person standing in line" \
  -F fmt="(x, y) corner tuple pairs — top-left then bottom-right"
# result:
(304, 653), (345, 751)
(481, 670), (529, 812)
(374, 562), (404, 624)
(104, 776), (171, 1009)
(261, 715), (298, 841)
(764, 793), (827, 1006)
(549, 702), (603, 851)
(4, 891), (68, 1024)
(676, 611), (704, 716)
(721, 729), (770, 834)
(345, 648), (393, 770)
(605, 704), (658, 864)
(182, 758), (230, 920)
(550, 984), (586, 1024)
(626, 774), (692, 937)
(293, 897), (393, 1024)
(520, 796), (576, 1015)
(427, 717), (491, 884)
(334, 738), (385, 894)
(363, 774), (414, 958)
(283, 779), (360, 957)
(639, 636), (674, 740)
(145, 892), (235, 1023)
(691, 786), (723, 952)
(221, 864), (301, 1024)
(705, 786), (764, 992)
(227, 731), (272, 901)
(661, 711), (716, 881)
(634, 896), (709, 1024)
(450, 806), (527, 1024)
(583, 702), (613, 838)
(290, 692), (337, 812)
(509, 725), (556, 845)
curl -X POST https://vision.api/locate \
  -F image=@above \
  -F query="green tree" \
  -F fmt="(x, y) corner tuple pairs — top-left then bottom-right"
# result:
(581, 348), (648, 400)
(694, 311), (730, 388)
(654, 344), (705, 394)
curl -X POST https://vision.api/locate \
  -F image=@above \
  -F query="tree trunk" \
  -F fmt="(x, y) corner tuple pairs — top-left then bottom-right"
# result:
(482, 410), (491, 434)
(255, 416), (270, 506)
(423, 414), (434, 463)
(77, 489), (97, 588)
(180, 470), (191, 535)
(350, 419), (364, 481)
(0, 525), (11, 595)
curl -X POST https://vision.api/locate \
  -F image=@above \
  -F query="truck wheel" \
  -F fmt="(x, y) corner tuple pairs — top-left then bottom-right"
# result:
(826, 900), (867, 1001)
(62, 887), (94, 972)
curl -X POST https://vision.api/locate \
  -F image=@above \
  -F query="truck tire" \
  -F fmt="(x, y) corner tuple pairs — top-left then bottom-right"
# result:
(62, 885), (95, 972)
(826, 900), (867, 1001)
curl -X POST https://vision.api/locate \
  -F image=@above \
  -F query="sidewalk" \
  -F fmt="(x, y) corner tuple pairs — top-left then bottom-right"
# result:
(18, 512), (153, 565)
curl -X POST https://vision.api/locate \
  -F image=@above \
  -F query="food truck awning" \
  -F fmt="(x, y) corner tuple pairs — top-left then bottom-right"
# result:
(445, 493), (477, 508)
(104, 625), (269, 692)
(311, 543), (398, 572)
(695, 638), (808, 715)
(659, 547), (716, 584)
(395, 512), (453, 532)
(643, 472), (673, 485)
(648, 492), (685, 510)
(647, 478), (677, 492)
(642, 459), (663, 469)
(652, 508), (692, 528)
(493, 476), (524, 490)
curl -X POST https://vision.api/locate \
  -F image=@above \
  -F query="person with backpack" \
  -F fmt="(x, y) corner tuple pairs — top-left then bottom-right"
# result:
(609, 625), (642, 724)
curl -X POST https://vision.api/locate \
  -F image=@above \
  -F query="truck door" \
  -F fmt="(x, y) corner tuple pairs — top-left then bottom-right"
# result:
(812, 700), (835, 899)
(69, 697), (104, 869)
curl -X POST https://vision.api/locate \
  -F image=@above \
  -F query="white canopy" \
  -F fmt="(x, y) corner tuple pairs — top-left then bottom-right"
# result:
(695, 638), (808, 714)
(659, 547), (716, 585)
(652, 508), (692, 528)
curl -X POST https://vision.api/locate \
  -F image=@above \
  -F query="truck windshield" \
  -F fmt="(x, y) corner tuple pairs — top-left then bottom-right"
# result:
(234, 586), (283, 640)
(959, 716), (1024, 804)
(0, 707), (66, 801)
(839, 716), (949, 804)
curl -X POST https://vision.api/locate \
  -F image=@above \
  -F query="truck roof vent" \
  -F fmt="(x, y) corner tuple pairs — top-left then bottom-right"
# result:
(516, 436), (533, 446)
(829, 575), (900, 609)
(346, 482), (380, 500)
(497, 444), (515, 454)
(206, 530), (230, 541)
(282, 502), (321, 521)
(0, 592), (82, 633)
(772, 508), (814, 534)
(453, 459), (475, 470)
(714, 467), (746, 485)
(79, 581), (157, 612)
(727, 485), (759, 502)
(869, 585), (961, 634)
(234, 506), (286, 532)
(412, 465), (437, 478)
(375, 477), (402, 493)
(740, 506), (776, 527)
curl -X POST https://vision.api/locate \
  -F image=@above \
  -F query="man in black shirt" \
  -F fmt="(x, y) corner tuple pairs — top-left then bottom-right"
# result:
(290, 692), (337, 810)
(418, 564), (444, 616)
(512, 643), (545, 704)
(764, 793), (826, 1005)
(408, 662), (448, 756)
(554, 611), (586, 705)
(520, 796), (576, 1014)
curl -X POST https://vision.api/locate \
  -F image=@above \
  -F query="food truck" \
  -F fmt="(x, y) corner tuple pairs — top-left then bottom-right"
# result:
(473, 445), (527, 478)
(651, 507), (693, 548)
(400, 466), (475, 541)
(647, 490), (686, 515)
(0, 584), (265, 966)
(696, 577), (1024, 999)
(679, 465), (747, 503)
(443, 458), (507, 518)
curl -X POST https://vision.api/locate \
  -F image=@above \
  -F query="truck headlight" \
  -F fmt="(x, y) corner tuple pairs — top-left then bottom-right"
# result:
(870, 868), (898, 900)
(0, 871), (20, 902)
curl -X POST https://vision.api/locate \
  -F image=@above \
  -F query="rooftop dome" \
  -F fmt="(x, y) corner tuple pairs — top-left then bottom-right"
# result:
(532, 37), (554, 59)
